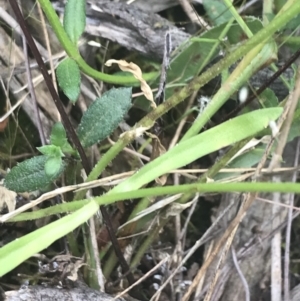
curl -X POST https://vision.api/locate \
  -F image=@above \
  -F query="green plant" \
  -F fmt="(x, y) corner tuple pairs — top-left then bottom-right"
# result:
(2, 0), (300, 287)
(4, 87), (132, 192)
(38, 0), (157, 85)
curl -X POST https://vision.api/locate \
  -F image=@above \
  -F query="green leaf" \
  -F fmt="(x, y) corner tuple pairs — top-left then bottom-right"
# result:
(45, 156), (63, 177)
(4, 156), (65, 193)
(203, 0), (232, 26)
(0, 200), (98, 277)
(214, 148), (266, 181)
(50, 122), (67, 146)
(56, 58), (81, 103)
(258, 88), (279, 108)
(37, 145), (64, 158)
(63, 0), (86, 44)
(111, 108), (283, 193)
(227, 17), (263, 44)
(78, 87), (132, 147)
(50, 122), (75, 155)
(61, 142), (77, 156)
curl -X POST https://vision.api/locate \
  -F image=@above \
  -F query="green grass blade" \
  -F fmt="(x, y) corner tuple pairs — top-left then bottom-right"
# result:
(0, 200), (98, 276)
(112, 108), (283, 193)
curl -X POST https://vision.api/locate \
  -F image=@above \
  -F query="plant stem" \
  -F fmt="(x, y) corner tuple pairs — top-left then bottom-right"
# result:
(8, 182), (300, 222)
(37, 0), (157, 84)
(74, 138), (129, 201)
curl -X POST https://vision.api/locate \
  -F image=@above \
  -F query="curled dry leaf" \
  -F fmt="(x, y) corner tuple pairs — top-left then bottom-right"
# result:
(0, 186), (17, 212)
(105, 59), (156, 108)
(67, 259), (85, 281)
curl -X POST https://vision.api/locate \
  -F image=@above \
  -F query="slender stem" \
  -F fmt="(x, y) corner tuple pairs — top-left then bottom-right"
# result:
(223, 0), (253, 37)
(22, 32), (46, 145)
(263, 0), (273, 25)
(8, 182), (300, 222)
(74, 139), (128, 201)
(37, 0), (157, 85)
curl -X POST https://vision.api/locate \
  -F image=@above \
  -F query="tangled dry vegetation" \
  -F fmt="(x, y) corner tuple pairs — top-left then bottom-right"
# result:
(1, 1), (300, 301)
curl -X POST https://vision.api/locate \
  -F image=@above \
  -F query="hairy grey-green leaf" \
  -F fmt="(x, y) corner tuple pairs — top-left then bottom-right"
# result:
(78, 87), (132, 147)
(56, 58), (81, 103)
(63, 0), (86, 44)
(4, 156), (65, 193)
